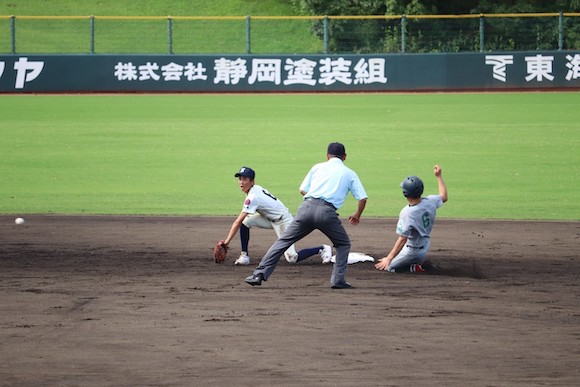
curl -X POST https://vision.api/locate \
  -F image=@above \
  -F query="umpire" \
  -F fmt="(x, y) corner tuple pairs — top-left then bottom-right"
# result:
(245, 142), (368, 289)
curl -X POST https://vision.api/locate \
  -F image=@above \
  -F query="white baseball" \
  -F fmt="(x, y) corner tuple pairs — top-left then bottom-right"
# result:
(15, 217), (25, 225)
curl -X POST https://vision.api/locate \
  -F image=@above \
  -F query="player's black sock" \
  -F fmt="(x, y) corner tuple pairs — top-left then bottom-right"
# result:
(240, 224), (250, 253)
(296, 246), (323, 262)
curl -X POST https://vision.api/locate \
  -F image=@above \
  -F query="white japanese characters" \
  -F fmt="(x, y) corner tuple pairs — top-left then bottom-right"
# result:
(113, 61), (209, 82)
(0, 57), (45, 89)
(485, 55), (514, 82)
(565, 54), (580, 81)
(485, 53), (580, 83)
(525, 54), (555, 81)
(113, 56), (388, 86)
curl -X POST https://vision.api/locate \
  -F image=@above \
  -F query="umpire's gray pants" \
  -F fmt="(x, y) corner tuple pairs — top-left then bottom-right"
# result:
(252, 198), (351, 287)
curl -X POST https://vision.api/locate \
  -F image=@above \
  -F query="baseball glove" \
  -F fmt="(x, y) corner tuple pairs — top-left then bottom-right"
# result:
(213, 240), (228, 263)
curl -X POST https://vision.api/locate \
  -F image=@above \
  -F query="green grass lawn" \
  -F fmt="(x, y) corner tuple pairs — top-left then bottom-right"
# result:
(1, 93), (578, 220)
(0, 0), (322, 54)
(1, 0), (299, 16)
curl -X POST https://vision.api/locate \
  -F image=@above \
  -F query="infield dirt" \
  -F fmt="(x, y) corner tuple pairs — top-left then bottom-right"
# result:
(1, 215), (579, 386)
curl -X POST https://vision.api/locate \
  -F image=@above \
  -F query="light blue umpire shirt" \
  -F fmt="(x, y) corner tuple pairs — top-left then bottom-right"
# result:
(300, 157), (367, 209)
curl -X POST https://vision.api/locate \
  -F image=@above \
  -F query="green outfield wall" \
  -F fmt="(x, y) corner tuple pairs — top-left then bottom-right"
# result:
(1, 52), (579, 92)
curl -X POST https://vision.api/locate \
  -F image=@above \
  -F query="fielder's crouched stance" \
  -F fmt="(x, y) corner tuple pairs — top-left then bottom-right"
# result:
(219, 167), (331, 266)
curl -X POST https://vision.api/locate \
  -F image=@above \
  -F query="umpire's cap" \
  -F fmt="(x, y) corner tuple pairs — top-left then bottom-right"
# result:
(327, 142), (346, 156)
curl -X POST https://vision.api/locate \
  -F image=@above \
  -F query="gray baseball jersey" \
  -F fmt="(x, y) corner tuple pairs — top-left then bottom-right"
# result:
(396, 194), (444, 248)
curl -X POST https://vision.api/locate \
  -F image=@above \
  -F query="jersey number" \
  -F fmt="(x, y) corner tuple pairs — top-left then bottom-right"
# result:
(262, 189), (278, 201)
(422, 212), (431, 228)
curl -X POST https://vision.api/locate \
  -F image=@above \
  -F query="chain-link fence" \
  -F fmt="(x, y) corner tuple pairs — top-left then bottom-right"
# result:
(1, 13), (579, 54)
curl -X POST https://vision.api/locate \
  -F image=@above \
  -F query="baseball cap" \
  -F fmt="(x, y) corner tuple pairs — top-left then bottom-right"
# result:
(234, 166), (255, 180)
(327, 142), (346, 156)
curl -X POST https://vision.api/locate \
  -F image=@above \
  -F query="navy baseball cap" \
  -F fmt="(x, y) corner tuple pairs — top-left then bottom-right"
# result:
(235, 166), (255, 180)
(327, 142), (346, 156)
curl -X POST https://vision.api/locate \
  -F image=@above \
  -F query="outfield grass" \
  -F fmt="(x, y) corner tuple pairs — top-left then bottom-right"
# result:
(1, 93), (579, 220)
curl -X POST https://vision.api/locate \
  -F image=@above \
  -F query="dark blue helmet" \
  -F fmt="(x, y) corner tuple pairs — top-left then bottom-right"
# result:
(400, 176), (424, 198)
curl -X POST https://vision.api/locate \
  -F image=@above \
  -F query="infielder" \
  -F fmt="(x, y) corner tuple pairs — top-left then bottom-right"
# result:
(221, 166), (332, 266)
(375, 164), (448, 273)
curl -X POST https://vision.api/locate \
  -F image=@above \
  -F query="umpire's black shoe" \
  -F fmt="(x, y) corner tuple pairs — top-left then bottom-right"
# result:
(245, 273), (265, 286)
(331, 281), (353, 289)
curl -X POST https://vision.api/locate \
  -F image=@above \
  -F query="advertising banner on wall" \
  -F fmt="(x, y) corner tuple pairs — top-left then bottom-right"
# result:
(0, 52), (579, 92)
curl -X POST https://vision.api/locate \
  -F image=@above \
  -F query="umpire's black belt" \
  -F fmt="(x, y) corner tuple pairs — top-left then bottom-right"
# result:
(305, 197), (337, 210)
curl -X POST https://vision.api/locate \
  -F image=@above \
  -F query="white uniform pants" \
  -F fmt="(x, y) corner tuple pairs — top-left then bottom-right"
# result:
(242, 211), (298, 262)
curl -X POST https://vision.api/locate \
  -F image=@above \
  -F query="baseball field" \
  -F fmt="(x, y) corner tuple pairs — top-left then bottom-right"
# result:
(1, 92), (579, 386)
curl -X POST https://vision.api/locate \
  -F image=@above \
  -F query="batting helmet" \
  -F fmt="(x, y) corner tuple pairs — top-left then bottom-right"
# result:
(400, 176), (424, 198)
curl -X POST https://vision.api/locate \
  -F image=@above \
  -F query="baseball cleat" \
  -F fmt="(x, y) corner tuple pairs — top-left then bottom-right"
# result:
(320, 244), (332, 264)
(285, 252), (299, 263)
(234, 252), (250, 265)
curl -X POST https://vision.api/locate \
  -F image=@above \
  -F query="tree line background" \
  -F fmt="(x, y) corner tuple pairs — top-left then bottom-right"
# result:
(291, 0), (580, 53)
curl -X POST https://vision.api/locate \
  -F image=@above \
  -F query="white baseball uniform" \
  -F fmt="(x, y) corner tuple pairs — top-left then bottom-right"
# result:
(241, 185), (298, 261)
